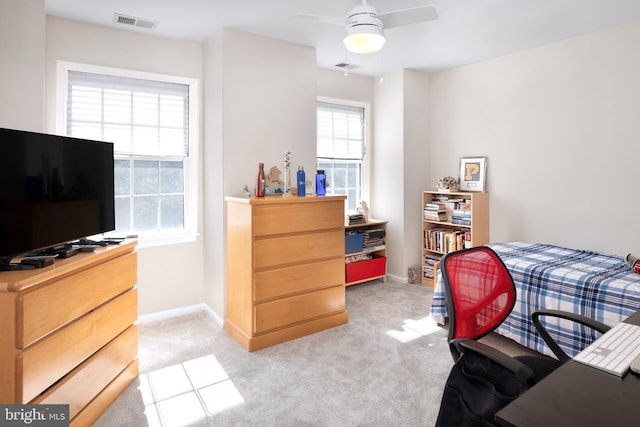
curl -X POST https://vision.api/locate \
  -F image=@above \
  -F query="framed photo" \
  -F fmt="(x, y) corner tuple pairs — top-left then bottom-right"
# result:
(459, 157), (487, 192)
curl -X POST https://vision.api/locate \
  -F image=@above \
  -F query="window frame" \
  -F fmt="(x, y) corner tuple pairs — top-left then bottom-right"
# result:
(316, 96), (371, 213)
(56, 60), (199, 247)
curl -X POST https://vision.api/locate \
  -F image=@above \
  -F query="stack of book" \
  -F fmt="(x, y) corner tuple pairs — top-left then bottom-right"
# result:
(451, 207), (471, 225)
(347, 213), (366, 225)
(424, 203), (448, 221)
(363, 228), (385, 251)
(423, 253), (441, 280)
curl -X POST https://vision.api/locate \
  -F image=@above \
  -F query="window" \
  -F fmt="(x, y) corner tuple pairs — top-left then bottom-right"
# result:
(316, 100), (368, 213)
(58, 62), (198, 244)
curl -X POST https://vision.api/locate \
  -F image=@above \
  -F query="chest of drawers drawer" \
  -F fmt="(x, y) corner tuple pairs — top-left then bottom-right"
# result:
(254, 258), (344, 302)
(17, 252), (137, 347)
(253, 229), (343, 269)
(253, 200), (344, 236)
(254, 285), (345, 334)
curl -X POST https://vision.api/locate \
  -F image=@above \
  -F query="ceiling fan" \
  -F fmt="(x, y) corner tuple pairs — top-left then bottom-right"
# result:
(297, 0), (439, 54)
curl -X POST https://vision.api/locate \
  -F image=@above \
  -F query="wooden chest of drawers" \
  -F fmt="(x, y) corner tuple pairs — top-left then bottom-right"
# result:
(225, 195), (348, 351)
(0, 241), (138, 427)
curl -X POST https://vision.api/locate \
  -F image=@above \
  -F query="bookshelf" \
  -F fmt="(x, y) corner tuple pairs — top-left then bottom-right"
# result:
(422, 191), (489, 286)
(345, 219), (387, 286)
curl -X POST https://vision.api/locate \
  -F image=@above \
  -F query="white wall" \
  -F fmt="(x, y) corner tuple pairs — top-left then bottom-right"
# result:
(218, 29), (317, 198)
(317, 68), (374, 105)
(371, 70), (432, 280)
(0, 0), (46, 131)
(45, 17), (206, 316)
(202, 32), (225, 321)
(202, 29), (318, 317)
(428, 21), (640, 256)
(402, 70), (431, 273)
(372, 71), (405, 278)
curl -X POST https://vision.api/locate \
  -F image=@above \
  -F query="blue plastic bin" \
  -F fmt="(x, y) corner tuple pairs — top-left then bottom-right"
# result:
(345, 232), (365, 254)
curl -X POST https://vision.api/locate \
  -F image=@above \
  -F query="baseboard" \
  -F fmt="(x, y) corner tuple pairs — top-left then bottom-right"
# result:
(387, 273), (407, 283)
(137, 303), (224, 328)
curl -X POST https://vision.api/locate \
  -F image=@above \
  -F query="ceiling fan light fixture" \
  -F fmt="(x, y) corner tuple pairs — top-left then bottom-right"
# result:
(343, 23), (385, 54)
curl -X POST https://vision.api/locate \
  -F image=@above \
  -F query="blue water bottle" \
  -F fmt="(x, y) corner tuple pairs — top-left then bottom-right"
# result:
(316, 170), (326, 195)
(297, 166), (306, 196)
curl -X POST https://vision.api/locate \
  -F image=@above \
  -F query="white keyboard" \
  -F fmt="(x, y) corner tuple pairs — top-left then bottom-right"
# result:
(574, 322), (640, 377)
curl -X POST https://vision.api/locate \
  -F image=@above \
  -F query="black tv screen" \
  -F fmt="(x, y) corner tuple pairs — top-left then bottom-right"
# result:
(0, 128), (115, 260)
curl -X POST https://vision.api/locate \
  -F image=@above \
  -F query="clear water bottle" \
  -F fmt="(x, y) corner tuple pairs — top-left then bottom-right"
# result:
(316, 170), (326, 195)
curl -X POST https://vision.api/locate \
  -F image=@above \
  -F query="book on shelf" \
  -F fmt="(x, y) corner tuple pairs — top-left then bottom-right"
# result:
(363, 228), (385, 249)
(424, 228), (470, 254)
(425, 202), (446, 210)
(452, 207), (471, 224)
(347, 213), (366, 225)
(424, 202), (448, 221)
(364, 228), (386, 239)
(427, 195), (474, 223)
(422, 253), (441, 279)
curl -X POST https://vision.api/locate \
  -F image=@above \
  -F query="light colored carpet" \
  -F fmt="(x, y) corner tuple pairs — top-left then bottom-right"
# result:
(94, 280), (453, 426)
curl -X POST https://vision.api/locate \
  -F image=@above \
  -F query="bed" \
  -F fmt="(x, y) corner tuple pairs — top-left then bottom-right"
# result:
(429, 242), (640, 358)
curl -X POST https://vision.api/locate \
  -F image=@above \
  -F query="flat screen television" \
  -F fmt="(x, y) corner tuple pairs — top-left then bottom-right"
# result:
(0, 127), (115, 262)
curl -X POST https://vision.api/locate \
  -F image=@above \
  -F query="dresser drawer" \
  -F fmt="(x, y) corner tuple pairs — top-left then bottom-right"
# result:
(17, 252), (137, 348)
(254, 229), (343, 269)
(254, 285), (345, 334)
(253, 200), (344, 236)
(254, 258), (344, 302)
(18, 289), (138, 403)
(33, 325), (138, 418)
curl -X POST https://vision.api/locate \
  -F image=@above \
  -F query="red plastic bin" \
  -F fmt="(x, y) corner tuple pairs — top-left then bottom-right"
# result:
(346, 255), (387, 283)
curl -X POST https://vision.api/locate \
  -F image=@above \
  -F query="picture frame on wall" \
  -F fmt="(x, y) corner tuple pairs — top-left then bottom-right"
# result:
(459, 157), (487, 192)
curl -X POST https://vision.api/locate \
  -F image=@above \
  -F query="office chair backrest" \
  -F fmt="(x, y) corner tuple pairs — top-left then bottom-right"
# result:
(441, 246), (517, 348)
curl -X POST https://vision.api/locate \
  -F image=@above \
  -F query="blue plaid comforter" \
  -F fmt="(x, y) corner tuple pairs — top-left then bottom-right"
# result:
(429, 242), (640, 357)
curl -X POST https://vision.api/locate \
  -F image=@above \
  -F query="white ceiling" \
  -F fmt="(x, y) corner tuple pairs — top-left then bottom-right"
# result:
(45, 0), (640, 77)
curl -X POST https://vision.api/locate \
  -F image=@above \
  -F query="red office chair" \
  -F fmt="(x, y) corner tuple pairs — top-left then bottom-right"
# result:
(435, 246), (610, 426)
(435, 246), (560, 427)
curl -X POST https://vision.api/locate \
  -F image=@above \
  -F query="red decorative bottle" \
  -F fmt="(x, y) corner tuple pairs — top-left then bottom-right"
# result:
(256, 162), (266, 197)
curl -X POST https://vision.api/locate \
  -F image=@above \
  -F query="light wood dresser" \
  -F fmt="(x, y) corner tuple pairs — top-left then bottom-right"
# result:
(0, 240), (138, 426)
(225, 195), (348, 351)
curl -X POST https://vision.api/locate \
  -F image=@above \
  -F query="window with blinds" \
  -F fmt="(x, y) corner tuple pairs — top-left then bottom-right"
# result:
(317, 101), (366, 212)
(65, 68), (194, 238)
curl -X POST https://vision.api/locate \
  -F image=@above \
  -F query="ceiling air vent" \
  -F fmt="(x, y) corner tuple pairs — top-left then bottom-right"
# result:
(335, 63), (360, 70)
(113, 13), (158, 30)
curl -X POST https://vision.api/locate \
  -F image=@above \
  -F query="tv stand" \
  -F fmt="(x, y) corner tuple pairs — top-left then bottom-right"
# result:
(0, 240), (138, 426)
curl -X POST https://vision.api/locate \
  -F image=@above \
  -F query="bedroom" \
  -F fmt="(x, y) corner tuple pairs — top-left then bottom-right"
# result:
(2, 0), (640, 424)
(3, 0), (638, 324)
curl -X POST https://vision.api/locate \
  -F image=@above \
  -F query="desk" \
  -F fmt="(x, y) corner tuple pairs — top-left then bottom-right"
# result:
(496, 310), (640, 426)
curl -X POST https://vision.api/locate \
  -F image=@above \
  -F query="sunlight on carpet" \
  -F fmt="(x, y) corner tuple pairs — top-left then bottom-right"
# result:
(140, 354), (244, 427)
(386, 316), (444, 343)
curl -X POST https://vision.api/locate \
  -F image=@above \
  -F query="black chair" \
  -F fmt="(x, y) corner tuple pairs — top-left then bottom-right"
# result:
(434, 246), (609, 426)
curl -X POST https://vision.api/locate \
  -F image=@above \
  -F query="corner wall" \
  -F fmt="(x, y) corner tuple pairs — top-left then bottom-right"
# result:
(372, 70), (430, 280)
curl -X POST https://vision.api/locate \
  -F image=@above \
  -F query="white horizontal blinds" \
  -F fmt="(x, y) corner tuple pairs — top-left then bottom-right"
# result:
(317, 102), (364, 160)
(67, 71), (189, 157)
